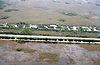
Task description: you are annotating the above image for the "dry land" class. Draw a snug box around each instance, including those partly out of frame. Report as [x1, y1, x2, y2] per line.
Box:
[0, 0, 100, 26]
[0, 40, 100, 65]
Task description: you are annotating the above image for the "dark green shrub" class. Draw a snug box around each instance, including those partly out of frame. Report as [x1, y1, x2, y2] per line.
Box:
[66, 12, 78, 16]
[16, 40, 25, 43]
[16, 48, 23, 52]
[20, 29, 33, 35]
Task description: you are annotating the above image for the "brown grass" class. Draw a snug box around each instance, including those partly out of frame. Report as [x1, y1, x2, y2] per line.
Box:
[0, 40, 17, 44]
[15, 47, 36, 53]
[80, 44, 100, 51]
[67, 56, 76, 65]
[39, 52, 59, 63]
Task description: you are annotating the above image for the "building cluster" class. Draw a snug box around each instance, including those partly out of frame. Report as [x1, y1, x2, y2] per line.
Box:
[0, 23, 100, 32]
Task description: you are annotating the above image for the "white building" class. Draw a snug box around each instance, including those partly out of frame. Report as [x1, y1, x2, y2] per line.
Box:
[29, 24, 38, 29]
[50, 25, 58, 29]
[81, 26, 92, 31]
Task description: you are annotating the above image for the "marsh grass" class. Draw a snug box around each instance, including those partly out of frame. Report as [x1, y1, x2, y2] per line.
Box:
[16, 47, 36, 53]
[80, 44, 100, 51]
[39, 52, 59, 63]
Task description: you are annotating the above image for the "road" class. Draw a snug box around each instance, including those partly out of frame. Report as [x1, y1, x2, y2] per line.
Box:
[0, 34, 100, 44]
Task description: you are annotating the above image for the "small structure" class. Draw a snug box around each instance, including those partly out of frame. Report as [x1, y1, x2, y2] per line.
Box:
[49, 25, 58, 29]
[70, 26, 79, 31]
[29, 24, 38, 29]
[81, 26, 92, 32]
[66, 26, 71, 30]
[14, 25, 18, 28]
[44, 26, 49, 29]
[0, 23, 8, 28]
[93, 27, 100, 32]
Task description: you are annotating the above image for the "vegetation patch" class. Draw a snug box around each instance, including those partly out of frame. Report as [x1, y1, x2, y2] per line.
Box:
[66, 12, 78, 16]
[16, 40, 26, 44]
[58, 19, 66, 22]
[20, 29, 33, 35]
[39, 52, 59, 63]
[4, 9, 19, 12]
[60, 11, 78, 16]
[0, 16, 9, 20]
[16, 47, 23, 52]
[16, 47, 36, 53]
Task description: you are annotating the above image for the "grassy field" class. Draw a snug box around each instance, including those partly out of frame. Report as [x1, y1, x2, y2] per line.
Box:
[39, 52, 59, 63]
